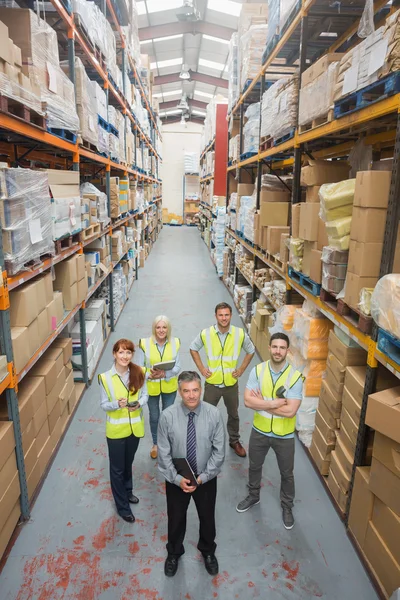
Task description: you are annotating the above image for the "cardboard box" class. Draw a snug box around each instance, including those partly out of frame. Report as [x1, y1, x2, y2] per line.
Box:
[27, 318, 40, 357]
[310, 426, 335, 475]
[325, 365, 344, 400]
[344, 271, 377, 310]
[17, 376, 45, 419]
[258, 331, 270, 362]
[260, 190, 290, 203]
[47, 291, 64, 332]
[350, 207, 387, 243]
[53, 256, 78, 291]
[21, 418, 35, 455]
[334, 434, 353, 480]
[237, 183, 254, 197]
[37, 309, 50, 346]
[30, 358, 58, 395]
[366, 387, 400, 444]
[354, 171, 391, 208]
[309, 249, 322, 284]
[24, 438, 38, 478]
[300, 159, 350, 187]
[0, 22, 12, 64]
[0, 423, 15, 473]
[327, 354, 346, 384]
[62, 282, 78, 311]
[302, 241, 317, 277]
[0, 500, 20, 563]
[48, 399, 61, 434]
[315, 410, 337, 444]
[327, 467, 347, 513]
[348, 467, 373, 548]
[59, 371, 74, 411]
[328, 330, 367, 366]
[35, 417, 50, 452]
[266, 226, 290, 254]
[318, 394, 340, 430]
[340, 407, 358, 448]
[34, 278, 47, 314]
[372, 496, 400, 566]
[52, 337, 72, 365]
[0, 452, 17, 506]
[9, 282, 38, 326]
[77, 277, 88, 304]
[370, 458, 400, 517]
[291, 204, 301, 238]
[250, 317, 258, 345]
[305, 186, 321, 203]
[299, 203, 319, 241]
[280, 233, 289, 262]
[76, 254, 86, 280]
[372, 432, 400, 478]
[317, 218, 329, 251]
[259, 202, 289, 227]
[11, 327, 30, 374]
[43, 346, 63, 370]
[342, 385, 361, 426]
[320, 381, 342, 418]
[0, 473, 20, 534]
[254, 308, 271, 331]
[46, 367, 66, 415]
[27, 459, 41, 500]
[301, 52, 345, 87]
[329, 449, 351, 493]
[363, 522, 400, 598]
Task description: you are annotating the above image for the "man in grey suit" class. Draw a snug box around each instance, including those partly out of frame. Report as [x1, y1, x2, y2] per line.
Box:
[158, 371, 225, 577]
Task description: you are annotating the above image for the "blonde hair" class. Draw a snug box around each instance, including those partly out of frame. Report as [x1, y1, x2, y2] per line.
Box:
[152, 315, 172, 342]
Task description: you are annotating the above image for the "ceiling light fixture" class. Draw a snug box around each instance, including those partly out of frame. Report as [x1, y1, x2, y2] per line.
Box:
[179, 64, 191, 80]
[177, 94, 189, 110]
[176, 0, 200, 21]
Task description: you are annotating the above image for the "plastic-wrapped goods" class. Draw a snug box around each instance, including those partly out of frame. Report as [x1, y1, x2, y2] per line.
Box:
[289, 237, 303, 271]
[359, 287, 373, 316]
[238, 195, 256, 237]
[69, 58, 98, 148]
[296, 396, 319, 448]
[269, 304, 297, 334]
[334, 10, 400, 102]
[322, 273, 346, 295]
[261, 173, 292, 191]
[298, 63, 340, 127]
[260, 76, 298, 141]
[0, 168, 54, 275]
[229, 192, 238, 210]
[371, 274, 400, 336]
[184, 153, 199, 174]
[240, 25, 268, 91]
[321, 247, 348, 264]
[243, 103, 260, 155]
[0, 8, 79, 132]
[319, 180, 356, 221]
[227, 32, 239, 111]
[213, 206, 226, 277]
[290, 309, 333, 360]
[80, 183, 109, 228]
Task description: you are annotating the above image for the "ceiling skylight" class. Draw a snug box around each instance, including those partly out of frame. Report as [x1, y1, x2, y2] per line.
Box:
[207, 0, 242, 17]
[194, 90, 214, 99]
[203, 34, 230, 45]
[192, 110, 206, 116]
[139, 0, 183, 14]
[151, 57, 183, 70]
[199, 58, 226, 71]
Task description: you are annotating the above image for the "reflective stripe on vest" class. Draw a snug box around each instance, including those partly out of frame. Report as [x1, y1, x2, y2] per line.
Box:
[100, 369, 145, 439]
[201, 326, 244, 387]
[252, 361, 302, 437]
[140, 337, 180, 395]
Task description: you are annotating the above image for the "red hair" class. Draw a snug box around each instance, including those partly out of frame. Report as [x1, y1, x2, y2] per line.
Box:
[113, 339, 144, 394]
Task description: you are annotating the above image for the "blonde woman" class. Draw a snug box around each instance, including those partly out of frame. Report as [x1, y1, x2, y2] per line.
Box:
[138, 316, 181, 459]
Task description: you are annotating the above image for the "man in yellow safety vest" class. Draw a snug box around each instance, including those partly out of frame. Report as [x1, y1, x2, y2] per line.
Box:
[190, 302, 255, 457]
[236, 332, 303, 530]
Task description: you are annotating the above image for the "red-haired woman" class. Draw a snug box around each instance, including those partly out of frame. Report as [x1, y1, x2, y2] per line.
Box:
[99, 339, 147, 523]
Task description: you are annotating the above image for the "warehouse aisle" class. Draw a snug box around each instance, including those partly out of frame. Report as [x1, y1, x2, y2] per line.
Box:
[0, 228, 377, 600]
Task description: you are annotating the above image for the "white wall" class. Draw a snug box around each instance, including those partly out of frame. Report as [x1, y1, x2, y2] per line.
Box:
[161, 121, 203, 216]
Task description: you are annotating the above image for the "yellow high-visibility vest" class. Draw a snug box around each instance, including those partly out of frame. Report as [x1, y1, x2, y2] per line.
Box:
[253, 361, 302, 437]
[139, 337, 180, 395]
[200, 326, 245, 387]
[99, 368, 145, 439]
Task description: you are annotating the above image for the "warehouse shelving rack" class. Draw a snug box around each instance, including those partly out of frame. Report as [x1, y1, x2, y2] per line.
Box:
[0, 1, 163, 524]
[215, 1, 400, 593]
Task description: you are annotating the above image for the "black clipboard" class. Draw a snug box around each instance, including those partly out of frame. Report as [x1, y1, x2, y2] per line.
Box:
[173, 458, 198, 487]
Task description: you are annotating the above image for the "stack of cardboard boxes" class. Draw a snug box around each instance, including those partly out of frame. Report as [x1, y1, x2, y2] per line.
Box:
[0, 422, 20, 559]
[53, 254, 88, 312]
[258, 184, 290, 259]
[111, 229, 128, 263]
[250, 301, 274, 361]
[348, 386, 400, 598]
[84, 236, 111, 287]
[110, 177, 132, 219]
[45, 169, 81, 241]
[10, 273, 63, 375]
[71, 298, 106, 379]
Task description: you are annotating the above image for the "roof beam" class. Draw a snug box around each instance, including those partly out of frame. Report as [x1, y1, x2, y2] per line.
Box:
[162, 117, 205, 124]
[159, 99, 208, 111]
[154, 70, 228, 89]
[139, 21, 235, 42]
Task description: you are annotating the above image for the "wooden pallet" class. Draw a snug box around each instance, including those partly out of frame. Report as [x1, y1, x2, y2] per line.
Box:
[80, 223, 101, 242]
[336, 298, 372, 334]
[288, 266, 321, 296]
[80, 139, 99, 154]
[334, 72, 400, 119]
[298, 109, 334, 134]
[0, 94, 45, 129]
[54, 231, 81, 254]
[260, 136, 274, 152]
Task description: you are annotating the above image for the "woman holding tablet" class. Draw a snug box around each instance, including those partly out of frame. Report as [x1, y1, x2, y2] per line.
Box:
[138, 316, 181, 459]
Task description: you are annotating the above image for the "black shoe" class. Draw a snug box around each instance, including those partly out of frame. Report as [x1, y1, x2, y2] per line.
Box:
[120, 513, 135, 523]
[282, 507, 294, 530]
[164, 555, 179, 577]
[128, 493, 139, 504]
[204, 554, 219, 575]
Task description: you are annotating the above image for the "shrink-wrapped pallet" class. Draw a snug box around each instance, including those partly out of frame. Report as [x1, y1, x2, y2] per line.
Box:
[67, 58, 98, 148]
[227, 32, 239, 112]
[261, 76, 298, 140]
[371, 274, 400, 336]
[240, 25, 268, 91]
[243, 103, 260, 154]
[319, 180, 355, 250]
[298, 63, 339, 127]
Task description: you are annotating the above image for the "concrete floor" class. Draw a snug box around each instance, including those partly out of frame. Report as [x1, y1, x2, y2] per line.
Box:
[0, 227, 378, 600]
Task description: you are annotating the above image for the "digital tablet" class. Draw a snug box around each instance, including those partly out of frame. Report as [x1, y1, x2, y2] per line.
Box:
[153, 360, 176, 371]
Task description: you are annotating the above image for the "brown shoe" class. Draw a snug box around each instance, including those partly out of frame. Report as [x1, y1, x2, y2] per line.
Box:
[150, 445, 158, 459]
[230, 441, 246, 457]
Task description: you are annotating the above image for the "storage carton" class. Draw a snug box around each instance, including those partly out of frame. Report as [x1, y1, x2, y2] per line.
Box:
[302, 241, 317, 277]
[0, 501, 20, 562]
[341, 407, 358, 448]
[363, 522, 400, 598]
[343, 272, 378, 310]
[338, 422, 356, 457]
[30, 358, 58, 395]
[237, 183, 254, 197]
[310, 426, 334, 475]
[280, 233, 289, 262]
[348, 467, 373, 548]
[34, 278, 47, 314]
[291, 204, 301, 238]
[309, 250, 322, 284]
[47, 291, 64, 332]
[46, 367, 66, 415]
[35, 417, 50, 452]
[366, 387, 400, 444]
[301, 53, 345, 87]
[53, 256, 78, 291]
[299, 203, 319, 241]
[48, 399, 61, 434]
[76, 254, 86, 280]
[259, 203, 289, 227]
[305, 186, 321, 203]
[327, 354, 346, 384]
[326, 467, 347, 513]
[342, 386, 361, 425]
[314, 410, 337, 444]
[317, 395, 340, 430]
[372, 496, 400, 566]
[11, 327, 30, 374]
[329, 450, 351, 493]
[328, 330, 367, 366]
[254, 308, 271, 331]
[354, 171, 391, 208]
[260, 190, 290, 203]
[27, 318, 40, 357]
[27, 459, 41, 500]
[0, 423, 15, 473]
[24, 438, 38, 478]
[37, 309, 50, 346]
[43, 346, 63, 371]
[21, 419, 35, 455]
[369, 458, 400, 517]
[300, 159, 350, 187]
[350, 207, 387, 243]
[319, 381, 342, 418]
[9, 282, 39, 327]
[0, 452, 17, 505]
[372, 432, 400, 478]
[0, 473, 20, 534]
[52, 337, 72, 365]
[77, 277, 88, 304]
[62, 282, 78, 310]
[334, 434, 353, 480]
[266, 226, 290, 254]
[17, 376, 45, 418]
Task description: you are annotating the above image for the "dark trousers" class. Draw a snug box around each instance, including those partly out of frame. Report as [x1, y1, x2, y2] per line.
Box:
[248, 428, 295, 509]
[165, 477, 217, 558]
[107, 434, 140, 517]
[203, 381, 239, 444]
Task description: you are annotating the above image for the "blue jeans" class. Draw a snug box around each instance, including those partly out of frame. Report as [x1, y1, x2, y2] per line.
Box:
[148, 391, 177, 444]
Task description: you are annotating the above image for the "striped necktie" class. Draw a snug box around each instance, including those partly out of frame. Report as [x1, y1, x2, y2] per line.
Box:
[186, 412, 197, 476]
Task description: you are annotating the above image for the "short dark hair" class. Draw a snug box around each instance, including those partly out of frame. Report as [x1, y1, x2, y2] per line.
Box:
[178, 371, 201, 386]
[270, 332, 290, 347]
[215, 302, 232, 314]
